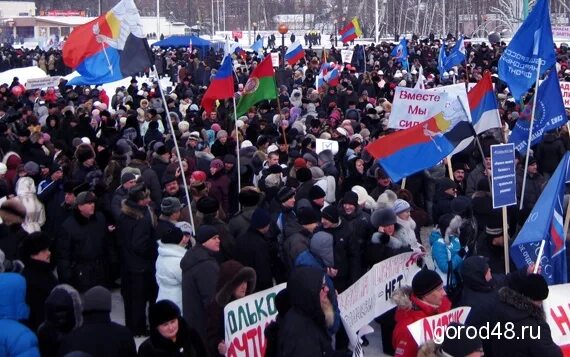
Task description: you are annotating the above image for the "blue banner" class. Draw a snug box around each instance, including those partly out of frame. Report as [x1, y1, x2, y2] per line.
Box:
[508, 72, 568, 153]
[490, 143, 517, 208]
[498, 0, 556, 100]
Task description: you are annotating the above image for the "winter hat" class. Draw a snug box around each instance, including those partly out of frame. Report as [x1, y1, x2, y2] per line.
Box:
[251, 207, 271, 229]
[309, 185, 326, 200]
[128, 183, 150, 202]
[178, 121, 190, 132]
[238, 188, 261, 207]
[196, 196, 219, 215]
[223, 154, 236, 165]
[195, 224, 219, 244]
[19, 232, 51, 259]
[161, 227, 184, 245]
[75, 191, 97, 206]
[161, 197, 182, 216]
[439, 178, 457, 192]
[149, 300, 181, 329]
[342, 191, 359, 207]
[297, 207, 319, 225]
[191, 171, 207, 183]
[310, 231, 334, 267]
[412, 269, 443, 298]
[23, 161, 40, 176]
[321, 205, 340, 225]
[351, 186, 370, 206]
[175, 221, 193, 235]
[0, 162, 6, 175]
[155, 145, 168, 156]
[293, 158, 306, 169]
[82, 286, 112, 312]
[211, 123, 222, 132]
[440, 322, 483, 356]
[296, 167, 312, 182]
[267, 164, 283, 174]
[371, 208, 397, 228]
[515, 273, 549, 301]
[75, 144, 95, 164]
[376, 189, 398, 209]
[451, 196, 472, 217]
[485, 212, 504, 237]
[161, 173, 177, 186]
[277, 186, 295, 203]
[210, 159, 224, 170]
[120, 172, 137, 185]
[49, 163, 63, 175]
[309, 166, 324, 179]
[303, 154, 318, 167]
[392, 199, 411, 215]
[216, 130, 228, 139]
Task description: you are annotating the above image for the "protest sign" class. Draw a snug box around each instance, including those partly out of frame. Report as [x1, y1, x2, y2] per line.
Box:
[270, 53, 280, 67]
[338, 252, 422, 347]
[315, 138, 339, 155]
[553, 26, 570, 40]
[543, 283, 570, 353]
[224, 283, 286, 357]
[559, 81, 570, 108]
[491, 143, 517, 208]
[341, 49, 354, 64]
[429, 83, 472, 123]
[388, 87, 447, 129]
[25, 76, 61, 90]
[406, 307, 471, 346]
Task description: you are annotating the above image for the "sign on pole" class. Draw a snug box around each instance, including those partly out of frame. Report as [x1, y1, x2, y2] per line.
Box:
[270, 52, 280, 67]
[315, 138, 339, 155]
[490, 143, 517, 209]
[388, 88, 448, 129]
[341, 49, 354, 64]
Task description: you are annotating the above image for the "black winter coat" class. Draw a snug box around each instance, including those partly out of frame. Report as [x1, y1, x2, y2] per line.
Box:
[22, 259, 58, 331]
[58, 311, 137, 357]
[180, 245, 220, 339]
[320, 219, 358, 292]
[137, 317, 207, 357]
[536, 133, 566, 175]
[235, 227, 274, 292]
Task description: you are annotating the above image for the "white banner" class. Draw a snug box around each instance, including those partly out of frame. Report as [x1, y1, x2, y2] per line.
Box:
[559, 81, 570, 108]
[25, 76, 61, 90]
[270, 53, 280, 68]
[315, 138, 339, 155]
[389, 87, 448, 129]
[224, 283, 286, 357]
[338, 252, 422, 347]
[341, 50, 354, 64]
[543, 283, 570, 350]
[406, 306, 471, 346]
[553, 26, 570, 40]
[429, 83, 472, 123]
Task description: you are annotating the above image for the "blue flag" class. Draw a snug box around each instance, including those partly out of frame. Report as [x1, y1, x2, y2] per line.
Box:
[511, 152, 569, 285]
[391, 38, 409, 70]
[508, 72, 568, 153]
[251, 37, 263, 54]
[443, 36, 466, 70]
[498, 0, 556, 100]
[437, 42, 447, 74]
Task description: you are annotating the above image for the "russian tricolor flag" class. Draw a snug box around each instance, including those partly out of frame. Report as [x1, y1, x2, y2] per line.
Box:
[285, 41, 305, 66]
[200, 55, 235, 113]
[467, 72, 502, 134]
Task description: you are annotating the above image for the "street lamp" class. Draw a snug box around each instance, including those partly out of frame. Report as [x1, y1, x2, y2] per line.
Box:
[333, 19, 338, 47]
[278, 23, 288, 67]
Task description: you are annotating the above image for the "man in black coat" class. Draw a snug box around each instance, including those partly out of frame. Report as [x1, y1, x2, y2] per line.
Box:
[57, 191, 111, 292]
[180, 225, 221, 340]
[19, 232, 58, 331]
[235, 208, 275, 292]
[116, 183, 158, 336]
[58, 286, 137, 357]
[339, 191, 371, 283]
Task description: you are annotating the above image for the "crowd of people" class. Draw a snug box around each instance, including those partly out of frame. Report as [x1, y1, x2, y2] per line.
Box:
[0, 33, 568, 357]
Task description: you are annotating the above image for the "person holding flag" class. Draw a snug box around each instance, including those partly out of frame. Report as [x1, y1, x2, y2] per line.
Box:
[391, 38, 409, 71]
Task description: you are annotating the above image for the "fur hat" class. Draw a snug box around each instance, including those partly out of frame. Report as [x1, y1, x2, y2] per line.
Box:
[277, 186, 295, 203]
[238, 188, 262, 207]
[0, 198, 26, 225]
[149, 300, 181, 329]
[128, 183, 150, 202]
[371, 208, 397, 228]
[215, 260, 256, 306]
[196, 196, 219, 215]
[75, 144, 96, 164]
[19, 232, 50, 260]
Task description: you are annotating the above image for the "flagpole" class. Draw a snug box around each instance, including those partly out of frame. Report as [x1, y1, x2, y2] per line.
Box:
[152, 65, 196, 236]
[232, 96, 242, 199]
[503, 206, 510, 273]
[446, 156, 453, 180]
[520, 58, 542, 210]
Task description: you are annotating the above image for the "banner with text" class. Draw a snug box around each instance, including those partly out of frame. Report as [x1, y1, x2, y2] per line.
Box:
[341, 50, 354, 64]
[560, 81, 570, 108]
[224, 283, 286, 357]
[270, 53, 280, 67]
[491, 143, 517, 208]
[407, 307, 471, 346]
[389, 88, 447, 129]
[553, 26, 570, 40]
[25, 76, 61, 90]
[543, 283, 570, 354]
[338, 252, 422, 348]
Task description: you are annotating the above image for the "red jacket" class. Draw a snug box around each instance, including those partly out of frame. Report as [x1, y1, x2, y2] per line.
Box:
[392, 289, 452, 357]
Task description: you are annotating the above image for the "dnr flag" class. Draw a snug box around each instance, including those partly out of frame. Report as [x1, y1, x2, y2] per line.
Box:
[63, 0, 152, 85]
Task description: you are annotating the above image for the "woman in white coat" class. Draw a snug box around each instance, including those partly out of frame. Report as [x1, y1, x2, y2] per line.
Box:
[15, 177, 45, 233]
[155, 221, 192, 313]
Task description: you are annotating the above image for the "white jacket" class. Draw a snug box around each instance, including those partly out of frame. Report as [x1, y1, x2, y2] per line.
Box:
[15, 177, 45, 233]
[155, 242, 186, 312]
[395, 216, 422, 252]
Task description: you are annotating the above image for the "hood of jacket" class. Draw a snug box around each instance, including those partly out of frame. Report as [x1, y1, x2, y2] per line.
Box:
[121, 199, 148, 220]
[498, 286, 545, 321]
[461, 256, 493, 292]
[157, 241, 187, 259]
[287, 266, 326, 326]
[0, 273, 29, 321]
[44, 283, 83, 332]
[2, 151, 21, 170]
[215, 260, 256, 306]
[180, 245, 217, 272]
[15, 176, 36, 196]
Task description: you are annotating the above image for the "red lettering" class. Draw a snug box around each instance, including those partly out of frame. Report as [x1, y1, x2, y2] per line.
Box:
[423, 318, 434, 340]
[550, 305, 570, 336]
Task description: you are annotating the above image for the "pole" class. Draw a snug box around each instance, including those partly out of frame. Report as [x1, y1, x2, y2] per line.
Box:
[520, 58, 542, 210]
[211, 0, 215, 38]
[156, 0, 160, 38]
[152, 65, 196, 236]
[401, 177, 407, 190]
[564, 194, 570, 241]
[223, 0, 226, 31]
[375, 0, 379, 43]
[442, 0, 446, 37]
[99, 0, 102, 16]
[232, 97, 242, 196]
[216, 0, 220, 32]
[248, 0, 252, 45]
[446, 156, 453, 180]
[502, 206, 510, 273]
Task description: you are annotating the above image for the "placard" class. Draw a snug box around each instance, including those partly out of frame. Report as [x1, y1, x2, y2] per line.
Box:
[491, 143, 517, 208]
[406, 306, 471, 345]
[559, 81, 570, 108]
[341, 49, 354, 64]
[543, 283, 570, 353]
[270, 52, 280, 67]
[315, 138, 339, 155]
[388, 87, 447, 129]
[25, 76, 60, 90]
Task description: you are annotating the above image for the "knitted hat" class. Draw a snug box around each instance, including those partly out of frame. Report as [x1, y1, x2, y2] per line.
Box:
[128, 183, 150, 202]
[196, 196, 219, 215]
[82, 286, 112, 312]
[195, 225, 219, 244]
[23, 161, 40, 176]
[293, 158, 306, 169]
[297, 206, 319, 225]
[440, 322, 483, 356]
[191, 171, 207, 182]
[251, 207, 271, 229]
[343, 191, 359, 207]
[392, 199, 411, 215]
[309, 185, 326, 200]
[371, 208, 397, 228]
[149, 300, 180, 329]
[75, 191, 97, 206]
[210, 159, 224, 170]
[277, 186, 295, 203]
[321, 205, 340, 224]
[485, 212, 504, 237]
[120, 172, 137, 185]
[296, 167, 312, 182]
[175, 221, 193, 235]
[439, 178, 457, 192]
[161, 227, 184, 245]
[161, 197, 182, 216]
[19, 232, 51, 259]
[412, 269, 443, 298]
